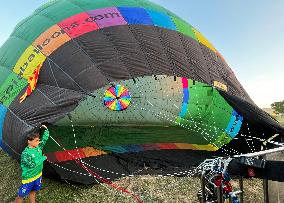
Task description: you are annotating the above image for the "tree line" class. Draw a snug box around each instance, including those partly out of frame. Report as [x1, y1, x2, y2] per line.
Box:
[271, 100, 284, 115]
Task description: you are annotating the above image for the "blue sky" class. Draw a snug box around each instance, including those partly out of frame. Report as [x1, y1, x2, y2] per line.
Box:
[0, 0, 283, 108]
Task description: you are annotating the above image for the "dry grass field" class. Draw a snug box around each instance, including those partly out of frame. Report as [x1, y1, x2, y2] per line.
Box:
[0, 149, 264, 203]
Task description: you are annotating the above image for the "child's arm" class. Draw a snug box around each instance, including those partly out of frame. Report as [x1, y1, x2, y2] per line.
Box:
[21, 151, 36, 169]
[38, 125, 49, 150]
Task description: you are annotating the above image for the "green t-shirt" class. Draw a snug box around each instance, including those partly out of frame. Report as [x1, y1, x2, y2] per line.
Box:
[20, 129, 49, 181]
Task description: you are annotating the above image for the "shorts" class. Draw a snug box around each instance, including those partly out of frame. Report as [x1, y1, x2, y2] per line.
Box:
[18, 175, 42, 197]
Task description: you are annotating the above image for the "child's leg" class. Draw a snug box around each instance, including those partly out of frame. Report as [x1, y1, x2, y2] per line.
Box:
[17, 182, 32, 203]
[29, 175, 42, 203]
[28, 190, 36, 203]
[15, 196, 24, 203]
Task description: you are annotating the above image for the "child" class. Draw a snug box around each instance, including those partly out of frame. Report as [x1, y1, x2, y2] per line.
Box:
[15, 124, 49, 203]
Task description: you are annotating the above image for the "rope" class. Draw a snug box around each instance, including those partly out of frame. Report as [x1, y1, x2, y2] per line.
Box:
[49, 135, 143, 203]
[234, 146, 284, 158]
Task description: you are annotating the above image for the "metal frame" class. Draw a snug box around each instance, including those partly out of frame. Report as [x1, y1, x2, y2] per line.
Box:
[199, 173, 244, 203]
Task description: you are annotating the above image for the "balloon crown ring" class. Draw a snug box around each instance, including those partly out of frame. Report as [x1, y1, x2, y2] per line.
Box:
[103, 84, 131, 111]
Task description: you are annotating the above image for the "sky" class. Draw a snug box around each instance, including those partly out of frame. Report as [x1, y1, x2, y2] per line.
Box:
[0, 0, 283, 108]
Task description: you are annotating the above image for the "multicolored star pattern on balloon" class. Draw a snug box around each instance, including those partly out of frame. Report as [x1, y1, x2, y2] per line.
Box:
[104, 85, 131, 111]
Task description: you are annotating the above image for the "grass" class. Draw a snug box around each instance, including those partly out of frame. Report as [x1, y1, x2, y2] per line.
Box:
[0, 149, 264, 203]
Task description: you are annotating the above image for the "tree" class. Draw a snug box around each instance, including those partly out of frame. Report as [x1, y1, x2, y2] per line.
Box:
[271, 100, 284, 115]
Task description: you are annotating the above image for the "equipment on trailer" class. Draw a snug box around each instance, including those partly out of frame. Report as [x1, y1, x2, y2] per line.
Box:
[196, 147, 284, 203]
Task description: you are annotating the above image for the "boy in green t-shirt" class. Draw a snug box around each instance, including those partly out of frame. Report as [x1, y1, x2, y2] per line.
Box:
[15, 124, 49, 203]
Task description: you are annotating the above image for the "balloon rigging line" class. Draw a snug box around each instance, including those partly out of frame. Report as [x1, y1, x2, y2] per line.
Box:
[240, 134, 284, 147]
[2, 3, 284, 202]
[66, 96, 197, 178]
[15, 69, 282, 197]
[37, 73, 282, 179]
[129, 80, 253, 158]
[47, 59, 63, 101]
[30, 79, 143, 202]
[233, 146, 284, 158]
[49, 132, 144, 203]
[47, 159, 135, 201]
[60, 85, 209, 180]
[131, 80, 243, 155]
[245, 123, 256, 153]
[133, 80, 217, 139]
[10, 79, 280, 201]
[68, 117, 144, 203]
